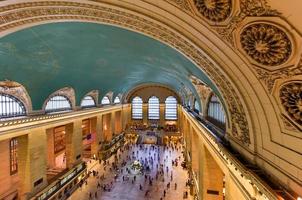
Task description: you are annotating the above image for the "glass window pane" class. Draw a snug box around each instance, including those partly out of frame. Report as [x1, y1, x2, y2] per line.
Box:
[101, 96, 110, 105]
[207, 95, 225, 125]
[45, 95, 72, 113]
[0, 94, 26, 119]
[165, 96, 177, 120]
[148, 96, 159, 120]
[132, 96, 143, 119]
[81, 96, 96, 108]
[114, 96, 120, 104]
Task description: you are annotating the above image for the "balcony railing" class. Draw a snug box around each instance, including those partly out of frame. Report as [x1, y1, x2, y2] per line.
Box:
[31, 162, 86, 200]
[183, 107, 295, 200]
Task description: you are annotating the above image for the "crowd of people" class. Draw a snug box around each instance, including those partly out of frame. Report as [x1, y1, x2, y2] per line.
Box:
[70, 139, 192, 200]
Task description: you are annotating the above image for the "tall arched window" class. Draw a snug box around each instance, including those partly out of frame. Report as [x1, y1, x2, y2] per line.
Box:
[132, 96, 143, 119]
[148, 96, 160, 120]
[114, 96, 121, 104]
[207, 95, 226, 125]
[81, 96, 96, 108]
[101, 96, 110, 105]
[194, 99, 201, 114]
[0, 93, 26, 119]
[45, 95, 72, 113]
[165, 96, 177, 120]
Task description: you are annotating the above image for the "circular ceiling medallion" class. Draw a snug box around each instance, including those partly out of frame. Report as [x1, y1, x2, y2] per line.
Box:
[280, 82, 302, 125]
[240, 23, 292, 66]
[193, 0, 232, 22]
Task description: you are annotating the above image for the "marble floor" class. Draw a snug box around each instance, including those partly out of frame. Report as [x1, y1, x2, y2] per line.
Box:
[69, 142, 193, 200]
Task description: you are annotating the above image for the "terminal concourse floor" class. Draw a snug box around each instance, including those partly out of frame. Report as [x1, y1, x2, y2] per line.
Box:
[68, 142, 193, 200]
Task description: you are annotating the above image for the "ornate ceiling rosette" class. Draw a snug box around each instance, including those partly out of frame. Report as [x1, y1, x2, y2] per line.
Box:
[280, 82, 302, 126]
[193, 0, 232, 22]
[240, 23, 292, 67]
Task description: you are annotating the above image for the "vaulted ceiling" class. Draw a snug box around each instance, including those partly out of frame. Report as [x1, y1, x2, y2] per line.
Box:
[0, 22, 220, 110]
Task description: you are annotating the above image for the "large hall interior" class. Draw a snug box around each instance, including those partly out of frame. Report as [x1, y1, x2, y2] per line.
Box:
[0, 0, 301, 200]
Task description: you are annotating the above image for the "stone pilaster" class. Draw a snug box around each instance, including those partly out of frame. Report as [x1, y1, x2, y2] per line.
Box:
[18, 128, 47, 199]
[65, 121, 82, 169]
[143, 103, 148, 125]
[91, 115, 102, 157]
[159, 104, 165, 126]
[201, 145, 224, 200]
[46, 128, 55, 169]
[111, 111, 116, 138]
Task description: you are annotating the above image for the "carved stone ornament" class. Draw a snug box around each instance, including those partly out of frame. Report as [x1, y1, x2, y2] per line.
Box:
[240, 23, 292, 66]
[193, 0, 232, 22]
[164, 0, 192, 12]
[0, 80, 32, 112]
[280, 82, 302, 125]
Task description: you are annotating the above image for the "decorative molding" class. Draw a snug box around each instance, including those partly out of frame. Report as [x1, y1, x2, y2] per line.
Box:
[240, 23, 292, 67]
[42, 87, 76, 111]
[0, 1, 251, 145]
[164, 0, 193, 13]
[104, 91, 114, 103]
[83, 90, 99, 106]
[239, 0, 280, 16]
[213, 0, 280, 46]
[280, 115, 301, 132]
[279, 81, 302, 126]
[193, 0, 232, 22]
[190, 75, 212, 103]
[255, 66, 302, 93]
[0, 80, 32, 113]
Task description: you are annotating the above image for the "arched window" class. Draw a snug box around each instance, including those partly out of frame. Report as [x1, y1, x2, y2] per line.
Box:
[132, 96, 143, 119]
[194, 99, 201, 114]
[45, 95, 72, 113]
[101, 96, 110, 105]
[148, 96, 160, 120]
[0, 93, 26, 119]
[81, 96, 96, 108]
[165, 96, 177, 120]
[207, 95, 226, 125]
[114, 96, 121, 104]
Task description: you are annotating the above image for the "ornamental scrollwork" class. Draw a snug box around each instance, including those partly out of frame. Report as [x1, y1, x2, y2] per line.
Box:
[240, 23, 292, 66]
[193, 0, 232, 22]
[0, 80, 32, 113]
[280, 82, 302, 126]
[212, 0, 281, 46]
[164, 0, 193, 13]
[255, 66, 302, 93]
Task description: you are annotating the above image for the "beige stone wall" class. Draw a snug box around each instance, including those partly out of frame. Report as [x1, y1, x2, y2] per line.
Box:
[0, 139, 19, 199]
[115, 111, 122, 134]
[102, 113, 112, 141]
[0, 105, 123, 198]
[180, 107, 284, 200]
[125, 84, 181, 103]
[18, 129, 47, 199]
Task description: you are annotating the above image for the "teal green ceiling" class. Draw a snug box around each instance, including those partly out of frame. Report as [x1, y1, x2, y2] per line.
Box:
[0, 22, 220, 110]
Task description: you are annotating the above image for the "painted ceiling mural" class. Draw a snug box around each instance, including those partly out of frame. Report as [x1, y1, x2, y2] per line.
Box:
[0, 22, 221, 110]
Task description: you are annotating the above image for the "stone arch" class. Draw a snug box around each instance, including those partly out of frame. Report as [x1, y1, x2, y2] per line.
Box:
[42, 87, 76, 112]
[80, 90, 99, 108]
[0, 80, 32, 114]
